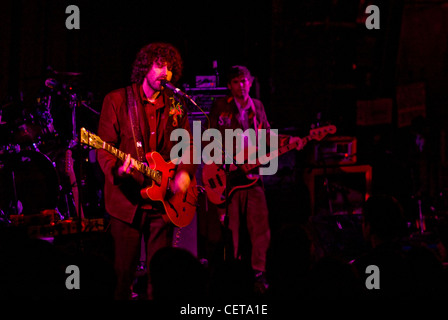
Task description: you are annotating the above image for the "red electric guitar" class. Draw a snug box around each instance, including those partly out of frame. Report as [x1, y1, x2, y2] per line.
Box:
[80, 127, 198, 227]
[202, 125, 337, 205]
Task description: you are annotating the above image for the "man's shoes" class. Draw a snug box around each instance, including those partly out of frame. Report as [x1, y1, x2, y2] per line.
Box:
[254, 270, 269, 295]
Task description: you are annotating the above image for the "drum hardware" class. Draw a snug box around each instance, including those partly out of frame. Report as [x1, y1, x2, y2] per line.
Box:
[0, 209, 11, 225]
[0, 143, 21, 154]
[41, 69, 96, 221]
[1, 70, 102, 228]
[11, 170, 19, 216]
[80, 101, 100, 116]
[0, 150, 60, 219]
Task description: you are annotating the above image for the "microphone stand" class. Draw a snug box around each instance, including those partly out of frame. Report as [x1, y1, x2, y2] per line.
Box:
[222, 160, 234, 262]
[176, 86, 235, 263]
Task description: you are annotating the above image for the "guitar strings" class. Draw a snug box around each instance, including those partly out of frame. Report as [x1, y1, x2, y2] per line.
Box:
[173, 227, 183, 247]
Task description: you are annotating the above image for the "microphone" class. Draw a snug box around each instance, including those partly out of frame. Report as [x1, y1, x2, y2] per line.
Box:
[160, 79, 193, 101]
[45, 78, 59, 89]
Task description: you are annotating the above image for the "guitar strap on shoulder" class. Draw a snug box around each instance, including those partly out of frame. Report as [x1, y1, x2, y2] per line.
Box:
[126, 85, 145, 162]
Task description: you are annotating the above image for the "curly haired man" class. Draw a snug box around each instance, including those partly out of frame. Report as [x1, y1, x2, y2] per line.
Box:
[97, 42, 196, 299]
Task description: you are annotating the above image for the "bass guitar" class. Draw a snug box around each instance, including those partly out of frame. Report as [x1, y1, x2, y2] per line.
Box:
[80, 127, 198, 227]
[202, 125, 336, 205]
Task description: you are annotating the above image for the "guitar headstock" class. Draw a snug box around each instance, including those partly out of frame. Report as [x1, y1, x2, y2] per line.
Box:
[80, 127, 104, 149]
[309, 125, 337, 141]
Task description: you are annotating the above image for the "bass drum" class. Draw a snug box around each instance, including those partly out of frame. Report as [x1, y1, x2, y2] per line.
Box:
[0, 150, 60, 215]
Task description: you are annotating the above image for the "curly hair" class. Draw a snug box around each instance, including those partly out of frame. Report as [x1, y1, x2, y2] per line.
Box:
[131, 42, 183, 84]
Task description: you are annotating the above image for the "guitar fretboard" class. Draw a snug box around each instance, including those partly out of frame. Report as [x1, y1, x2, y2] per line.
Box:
[239, 137, 307, 173]
[239, 129, 330, 173]
[102, 142, 162, 184]
[80, 127, 163, 184]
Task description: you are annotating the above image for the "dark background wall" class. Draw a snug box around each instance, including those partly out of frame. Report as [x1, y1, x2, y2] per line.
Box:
[2, 0, 448, 204]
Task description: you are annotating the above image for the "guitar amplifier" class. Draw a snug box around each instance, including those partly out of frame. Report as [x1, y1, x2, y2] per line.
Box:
[184, 86, 228, 117]
[313, 136, 357, 166]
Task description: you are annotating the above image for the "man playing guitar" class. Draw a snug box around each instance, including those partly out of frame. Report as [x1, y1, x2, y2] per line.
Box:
[207, 65, 303, 294]
[97, 42, 196, 300]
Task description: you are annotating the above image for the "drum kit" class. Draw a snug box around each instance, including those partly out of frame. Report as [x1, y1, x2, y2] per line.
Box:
[0, 68, 102, 229]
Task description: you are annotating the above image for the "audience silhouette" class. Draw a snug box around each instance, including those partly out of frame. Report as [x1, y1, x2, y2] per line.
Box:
[352, 194, 448, 299]
[2, 194, 448, 302]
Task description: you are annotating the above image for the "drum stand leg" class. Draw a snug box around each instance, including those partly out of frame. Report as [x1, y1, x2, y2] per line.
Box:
[418, 198, 426, 234]
[54, 207, 64, 221]
[10, 170, 19, 216]
[61, 191, 71, 219]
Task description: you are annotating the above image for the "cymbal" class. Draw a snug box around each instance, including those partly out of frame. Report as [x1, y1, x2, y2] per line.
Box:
[1, 101, 14, 109]
[53, 70, 82, 76]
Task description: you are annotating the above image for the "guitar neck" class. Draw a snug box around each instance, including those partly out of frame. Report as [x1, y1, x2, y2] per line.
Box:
[101, 142, 161, 183]
[80, 128, 163, 184]
[240, 135, 312, 173]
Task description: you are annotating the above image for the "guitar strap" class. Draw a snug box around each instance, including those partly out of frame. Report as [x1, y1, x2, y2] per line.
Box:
[126, 85, 145, 162]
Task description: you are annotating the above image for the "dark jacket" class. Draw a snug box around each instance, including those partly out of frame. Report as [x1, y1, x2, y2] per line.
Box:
[97, 83, 196, 224]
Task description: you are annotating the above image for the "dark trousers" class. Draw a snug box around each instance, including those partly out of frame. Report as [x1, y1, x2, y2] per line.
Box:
[110, 210, 173, 300]
[217, 184, 271, 272]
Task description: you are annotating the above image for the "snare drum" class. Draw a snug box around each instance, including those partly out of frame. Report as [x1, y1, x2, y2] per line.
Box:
[13, 117, 43, 146]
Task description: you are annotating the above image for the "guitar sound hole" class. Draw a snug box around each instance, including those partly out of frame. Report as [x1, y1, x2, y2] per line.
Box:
[208, 178, 216, 188]
[216, 174, 223, 186]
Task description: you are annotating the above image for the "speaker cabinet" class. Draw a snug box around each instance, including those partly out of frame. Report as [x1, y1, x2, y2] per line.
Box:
[304, 164, 372, 216]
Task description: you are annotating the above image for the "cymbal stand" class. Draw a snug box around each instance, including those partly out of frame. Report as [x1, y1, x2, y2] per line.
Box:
[10, 170, 19, 216]
[67, 92, 85, 223]
[417, 198, 425, 234]
[68, 92, 79, 149]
